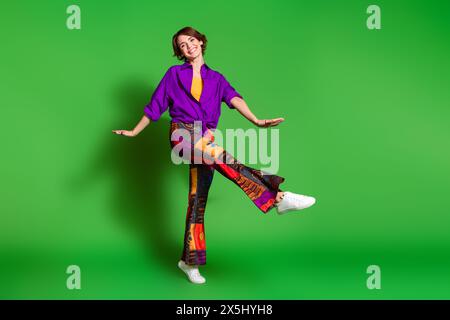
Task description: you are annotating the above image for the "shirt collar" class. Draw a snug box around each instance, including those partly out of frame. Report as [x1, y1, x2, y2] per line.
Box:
[181, 61, 210, 71]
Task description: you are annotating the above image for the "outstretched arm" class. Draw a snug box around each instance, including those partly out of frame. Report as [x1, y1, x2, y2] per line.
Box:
[230, 97, 284, 127]
[112, 115, 151, 137]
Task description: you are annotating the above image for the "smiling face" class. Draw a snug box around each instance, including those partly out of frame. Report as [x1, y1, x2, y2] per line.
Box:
[177, 35, 204, 61]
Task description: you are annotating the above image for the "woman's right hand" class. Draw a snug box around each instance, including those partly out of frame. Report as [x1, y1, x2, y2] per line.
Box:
[112, 129, 136, 137]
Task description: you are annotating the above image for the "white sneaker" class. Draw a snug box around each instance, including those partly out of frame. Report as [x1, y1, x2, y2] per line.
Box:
[276, 191, 316, 214]
[178, 260, 206, 284]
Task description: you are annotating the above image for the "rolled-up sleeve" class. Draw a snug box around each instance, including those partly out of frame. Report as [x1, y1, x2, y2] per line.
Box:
[144, 69, 170, 121]
[221, 75, 242, 109]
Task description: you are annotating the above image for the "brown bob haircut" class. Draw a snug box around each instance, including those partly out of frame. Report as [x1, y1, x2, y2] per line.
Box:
[172, 26, 208, 61]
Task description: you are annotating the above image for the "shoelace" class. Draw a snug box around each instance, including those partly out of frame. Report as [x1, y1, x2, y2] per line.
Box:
[190, 269, 203, 279]
[282, 193, 294, 201]
[282, 193, 305, 205]
[287, 193, 303, 200]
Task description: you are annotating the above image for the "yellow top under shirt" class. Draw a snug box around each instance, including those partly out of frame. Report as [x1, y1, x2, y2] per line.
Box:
[191, 77, 203, 102]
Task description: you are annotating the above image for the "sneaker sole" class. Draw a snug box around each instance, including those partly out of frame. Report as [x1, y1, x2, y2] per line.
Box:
[277, 199, 316, 214]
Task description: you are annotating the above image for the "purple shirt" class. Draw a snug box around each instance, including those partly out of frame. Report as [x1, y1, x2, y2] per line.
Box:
[144, 61, 243, 133]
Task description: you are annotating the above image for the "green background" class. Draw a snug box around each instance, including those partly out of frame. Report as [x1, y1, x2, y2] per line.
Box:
[1, 0, 450, 299]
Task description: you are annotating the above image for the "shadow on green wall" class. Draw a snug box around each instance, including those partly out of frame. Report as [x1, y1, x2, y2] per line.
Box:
[116, 79, 186, 275]
[70, 77, 186, 278]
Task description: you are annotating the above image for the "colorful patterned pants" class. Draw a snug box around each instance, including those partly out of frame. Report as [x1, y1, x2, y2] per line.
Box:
[169, 122, 285, 265]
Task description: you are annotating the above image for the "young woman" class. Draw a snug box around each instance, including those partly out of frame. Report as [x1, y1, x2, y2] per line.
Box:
[112, 26, 316, 284]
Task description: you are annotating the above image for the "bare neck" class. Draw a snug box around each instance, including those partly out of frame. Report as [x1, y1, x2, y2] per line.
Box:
[188, 55, 205, 74]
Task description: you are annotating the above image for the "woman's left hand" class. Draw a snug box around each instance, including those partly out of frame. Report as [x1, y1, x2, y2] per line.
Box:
[253, 118, 285, 127]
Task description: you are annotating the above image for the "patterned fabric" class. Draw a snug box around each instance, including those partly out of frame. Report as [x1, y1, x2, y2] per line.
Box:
[170, 121, 285, 265]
